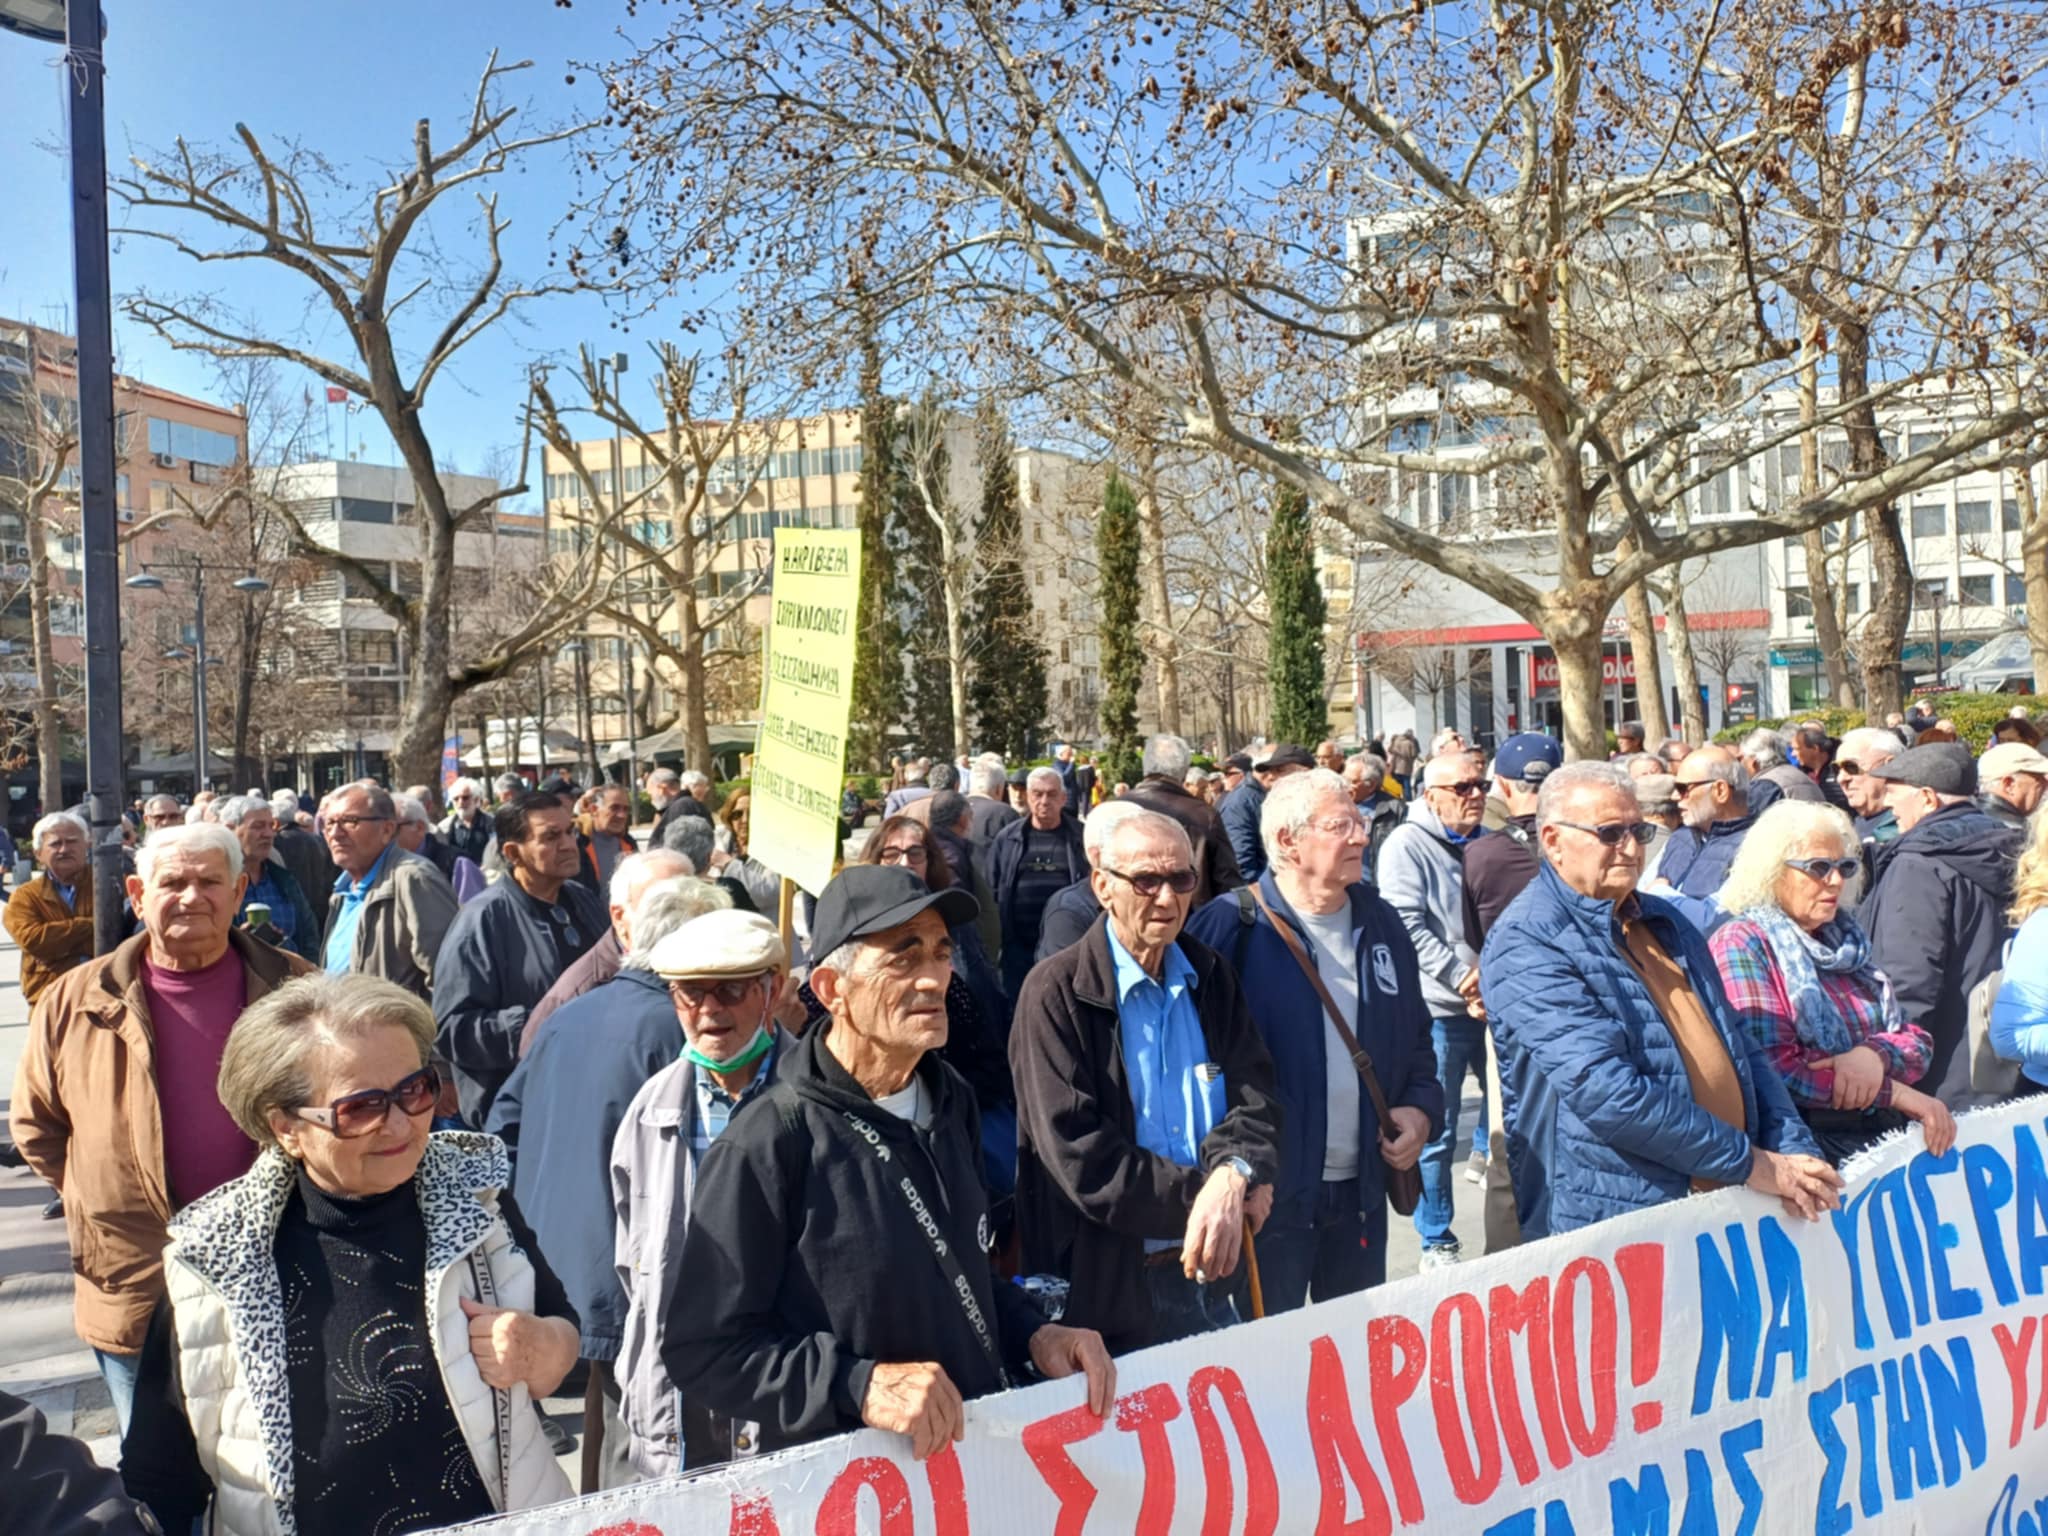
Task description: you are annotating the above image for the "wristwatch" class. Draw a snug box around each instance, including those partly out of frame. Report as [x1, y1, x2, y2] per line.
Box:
[1222, 1155, 1255, 1185]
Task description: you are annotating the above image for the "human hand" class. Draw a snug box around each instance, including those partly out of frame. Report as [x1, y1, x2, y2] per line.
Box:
[1892, 1085, 1958, 1158]
[1455, 967, 1481, 1001]
[1027, 1325, 1117, 1418]
[1828, 1045, 1887, 1111]
[1746, 1148, 1844, 1222]
[1181, 1164, 1247, 1281]
[1245, 1182, 1274, 1234]
[458, 1296, 579, 1397]
[862, 1361, 965, 1460]
[1380, 1105, 1431, 1171]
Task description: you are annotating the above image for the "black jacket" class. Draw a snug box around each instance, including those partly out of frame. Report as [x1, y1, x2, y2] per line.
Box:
[441, 810, 493, 866]
[984, 812, 1087, 947]
[272, 824, 335, 914]
[1863, 802, 2021, 1108]
[664, 1023, 1046, 1454]
[1461, 816, 1540, 949]
[1, 1388, 157, 1535]
[1034, 878, 1102, 962]
[1009, 916, 1282, 1354]
[1119, 776, 1244, 906]
[650, 793, 710, 847]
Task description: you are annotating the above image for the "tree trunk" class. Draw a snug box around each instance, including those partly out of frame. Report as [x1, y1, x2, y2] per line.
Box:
[25, 512, 61, 811]
[1546, 621, 1609, 762]
[2021, 464, 2048, 691]
[942, 552, 970, 765]
[1135, 452, 1181, 735]
[230, 597, 261, 788]
[476, 707, 494, 788]
[1837, 321, 1908, 718]
[1662, 575, 1709, 743]
[1618, 569, 1668, 742]
[1797, 344, 1858, 707]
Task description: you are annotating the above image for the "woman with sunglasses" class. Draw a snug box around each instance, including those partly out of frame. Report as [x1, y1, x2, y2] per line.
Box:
[121, 974, 577, 1535]
[1708, 801, 1954, 1166]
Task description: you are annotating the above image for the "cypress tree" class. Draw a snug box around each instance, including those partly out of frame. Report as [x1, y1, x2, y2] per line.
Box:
[966, 415, 1047, 759]
[893, 403, 954, 756]
[1266, 479, 1328, 744]
[1097, 470, 1143, 786]
[846, 322, 903, 772]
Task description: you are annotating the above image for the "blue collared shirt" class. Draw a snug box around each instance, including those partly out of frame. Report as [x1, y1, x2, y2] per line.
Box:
[690, 1032, 780, 1168]
[325, 844, 393, 975]
[52, 881, 76, 911]
[1109, 926, 1222, 1176]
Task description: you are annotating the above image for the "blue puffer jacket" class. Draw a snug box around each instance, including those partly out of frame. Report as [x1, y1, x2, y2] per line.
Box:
[1479, 860, 1817, 1237]
[1652, 814, 1753, 935]
[1218, 780, 1268, 880]
[1186, 872, 1444, 1226]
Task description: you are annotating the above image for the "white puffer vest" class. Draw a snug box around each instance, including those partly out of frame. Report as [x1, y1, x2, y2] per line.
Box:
[162, 1132, 573, 1536]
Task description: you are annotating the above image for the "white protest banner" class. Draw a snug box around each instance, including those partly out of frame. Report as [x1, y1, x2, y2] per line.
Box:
[461, 1099, 2048, 1535]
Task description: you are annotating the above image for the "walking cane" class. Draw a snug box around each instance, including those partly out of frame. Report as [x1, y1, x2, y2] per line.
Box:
[1242, 1218, 1266, 1320]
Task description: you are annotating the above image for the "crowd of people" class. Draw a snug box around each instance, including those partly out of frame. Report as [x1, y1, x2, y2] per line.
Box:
[3, 704, 2043, 1532]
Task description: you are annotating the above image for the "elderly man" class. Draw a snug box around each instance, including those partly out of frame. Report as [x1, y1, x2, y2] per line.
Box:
[1121, 733, 1244, 906]
[1479, 762, 1835, 1240]
[883, 757, 933, 819]
[440, 776, 494, 863]
[1979, 740, 2048, 834]
[519, 848, 694, 1055]
[576, 783, 641, 891]
[489, 879, 734, 1486]
[610, 909, 790, 1475]
[1314, 739, 1345, 772]
[986, 765, 1088, 997]
[394, 790, 485, 901]
[4, 812, 95, 1004]
[1648, 745, 1755, 931]
[1219, 742, 1315, 880]
[434, 791, 611, 1125]
[1012, 811, 1282, 1350]
[1863, 743, 2020, 1108]
[669, 865, 1115, 1458]
[1032, 800, 1155, 963]
[1832, 725, 1905, 865]
[1185, 771, 1438, 1309]
[966, 757, 1018, 851]
[320, 783, 459, 997]
[216, 795, 321, 960]
[140, 795, 183, 836]
[1739, 727, 1824, 815]
[11, 823, 311, 1429]
[1461, 735, 1561, 951]
[1613, 720, 1647, 759]
[1377, 751, 1489, 1267]
[646, 766, 701, 846]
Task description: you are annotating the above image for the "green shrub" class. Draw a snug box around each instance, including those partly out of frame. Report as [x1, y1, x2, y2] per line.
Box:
[1710, 692, 2042, 751]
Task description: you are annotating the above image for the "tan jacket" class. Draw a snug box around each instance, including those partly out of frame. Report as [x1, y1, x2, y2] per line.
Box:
[9, 928, 311, 1353]
[3, 873, 94, 1005]
[321, 848, 457, 1000]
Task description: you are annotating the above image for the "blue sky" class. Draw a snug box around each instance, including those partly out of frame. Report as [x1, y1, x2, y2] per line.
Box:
[0, 2, 662, 498]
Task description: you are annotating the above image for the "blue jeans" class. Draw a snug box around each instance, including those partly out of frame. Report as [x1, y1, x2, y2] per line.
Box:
[1415, 1016, 1488, 1249]
[95, 1348, 141, 1439]
[1144, 1262, 1247, 1345]
[1254, 1179, 1386, 1312]
[1472, 1086, 1489, 1158]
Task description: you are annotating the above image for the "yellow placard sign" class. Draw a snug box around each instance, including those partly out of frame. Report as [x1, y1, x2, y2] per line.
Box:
[747, 529, 862, 895]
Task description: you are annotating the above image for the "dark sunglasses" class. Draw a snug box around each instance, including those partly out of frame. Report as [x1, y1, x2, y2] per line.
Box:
[1784, 857, 1859, 881]
[1101, 865, 1199, 898]
[669, 974, 769, 1008]
[1432, 780, 1488, 797]
[1553, 819, 1657, 847]
[293, 1066, 439, 1138]
[1834, 761, 1866, 777]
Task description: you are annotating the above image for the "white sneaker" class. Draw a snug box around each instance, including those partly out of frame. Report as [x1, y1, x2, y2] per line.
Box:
[1463, 1151, 1487, 1184]
[1419, 1243, 1464, 1271]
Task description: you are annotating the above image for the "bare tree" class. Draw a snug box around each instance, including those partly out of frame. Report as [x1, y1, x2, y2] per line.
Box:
[113, 54, 605, 784]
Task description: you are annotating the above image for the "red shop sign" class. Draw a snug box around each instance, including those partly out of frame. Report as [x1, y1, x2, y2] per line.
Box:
[1529, 651, 1637, 691]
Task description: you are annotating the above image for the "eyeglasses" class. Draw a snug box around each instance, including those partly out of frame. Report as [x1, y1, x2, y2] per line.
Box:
[1429, 781, 1488, 797]
[1784, 857, 1860, 881]
[878, 844, 929, 865]
[1305, 815, 1368, 837]
[293, 1067, 440, 1138]
[1552, 819, 1657, 847]
[669, 974, 769, 1008]
[326, 815, 392, 832]
[1100, 865, 1199, 897]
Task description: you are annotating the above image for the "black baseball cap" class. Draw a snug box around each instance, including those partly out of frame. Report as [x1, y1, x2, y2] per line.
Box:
[1255, 743, 1316, 771]
[1865, 742, 1976, 796]
[1222, 753, 1253, 774]
[539, 773, 581, 797]
[810, 865, 980, 961]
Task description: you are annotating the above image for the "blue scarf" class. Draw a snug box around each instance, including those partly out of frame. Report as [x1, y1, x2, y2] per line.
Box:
[1742, 905, 1899, 1056]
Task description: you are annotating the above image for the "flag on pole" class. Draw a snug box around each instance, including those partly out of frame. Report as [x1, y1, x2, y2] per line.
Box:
[325, 386, 348, 404]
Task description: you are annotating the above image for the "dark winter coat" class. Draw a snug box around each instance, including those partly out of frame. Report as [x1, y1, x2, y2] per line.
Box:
[1034, 878, 1102, 963]
[1009, 916, 1282, 1354]
[1119, 775, 1244, 906]
[663, 1022, 1045, 1455]
[0, 1388, 157, 1535]
[1862, 802, 2021, 1108]
[1460, 815, 1540, 949]
[984, 813, 1087, 949]
[1655, 813, 1754, 934]
[1217, 779, 1268, 879]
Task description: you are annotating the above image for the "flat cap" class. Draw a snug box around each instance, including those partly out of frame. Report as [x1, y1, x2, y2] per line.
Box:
[1980, 741, 2048, 779]
[647, 909, 787, 980]
[1866, 741, 1976, 796]
[1255, 743, 1316, 771]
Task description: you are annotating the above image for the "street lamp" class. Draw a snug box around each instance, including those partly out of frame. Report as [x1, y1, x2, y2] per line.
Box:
[127, 558, 270, 792]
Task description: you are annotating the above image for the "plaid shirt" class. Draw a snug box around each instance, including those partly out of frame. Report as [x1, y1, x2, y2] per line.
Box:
[1709, 917, 1932, 1107]
[690, 1034, 780, 1168]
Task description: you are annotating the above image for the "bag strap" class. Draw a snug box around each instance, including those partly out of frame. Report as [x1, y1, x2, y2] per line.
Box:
[465, 1247, 514, 1509]
[1232, 884, 1258, 979]
[1247, 885, 1402, 1135]
[824, 1107, 1011, 1391]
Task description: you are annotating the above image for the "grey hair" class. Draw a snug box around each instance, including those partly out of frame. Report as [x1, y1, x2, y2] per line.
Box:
[660, 810, 715, 871]
[1836, 727, 1902, 767]
[135, 821, 244, 884]
[1345, 753, 1388, 786]
[494, 772, 527, 797]
[928, 762, 958, 791]
[1739, 728, 1788, 769]
[1026, 765, 1063, 792]
[1101, 807, 1191, 867]
[623, 876, 734, 966]
[214, 794, 272, 829]
[1142, 734, 1193, 780]
[390, 793, 430, 827]
[269, 790, 301, 822]
[647, 767, 681, 789]
[330, 783, 398, 821]
[1693, 753, 1752, 792]
[216, 973, 435, 1148]
[903, 759, 930, 784]
[447, 776, 484, 802]
[143, 793, 181, 817]
[1261, 767, 1353, 864]
[32, 811, 87, 850]
[813, 939, 863, 979]
[608, 847, 692, 909]
[1535, 761, 1637, 830]
[680, 770, 711, 792]
[1716, 801, 1860, 915]
[971, 761, 1008, 796]
[1082, 799, 1154, 864]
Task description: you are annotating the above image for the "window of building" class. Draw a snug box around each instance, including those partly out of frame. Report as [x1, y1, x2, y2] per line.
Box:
[1907, 428, 1942, 457]
[2008, 574, 2029, 608]
[146, 417, 240, 467]
[1915, 577, 1948, 606]
[1034, 567, 1044, 587]
[1960, 574, 1995, 607]
[336, 496, 395, 524]
[150, 480, 180, 512]
[393, 562, 422, 598]
[1060, 638, 1070, 663]
[345, 681, 401, 720]
[1910, 504, 1946, 539]
[344, 629, 399, 667]
[1438, 473, 1475, 525]
[1957, 501, 1992, 537]
[190, 461, 226, 486]
[1846, 583, 1863, 614]
[340, 566, 383, 600]
[2006, 500, 2024, 533]
[1785, 585, 1813, 618]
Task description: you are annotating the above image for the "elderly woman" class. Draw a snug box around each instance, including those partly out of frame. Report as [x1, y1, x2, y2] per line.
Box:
[1709, 802, 1955, 1166]
[1991, 811, 2048, 1091]
[121, 974, 577, 1535]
